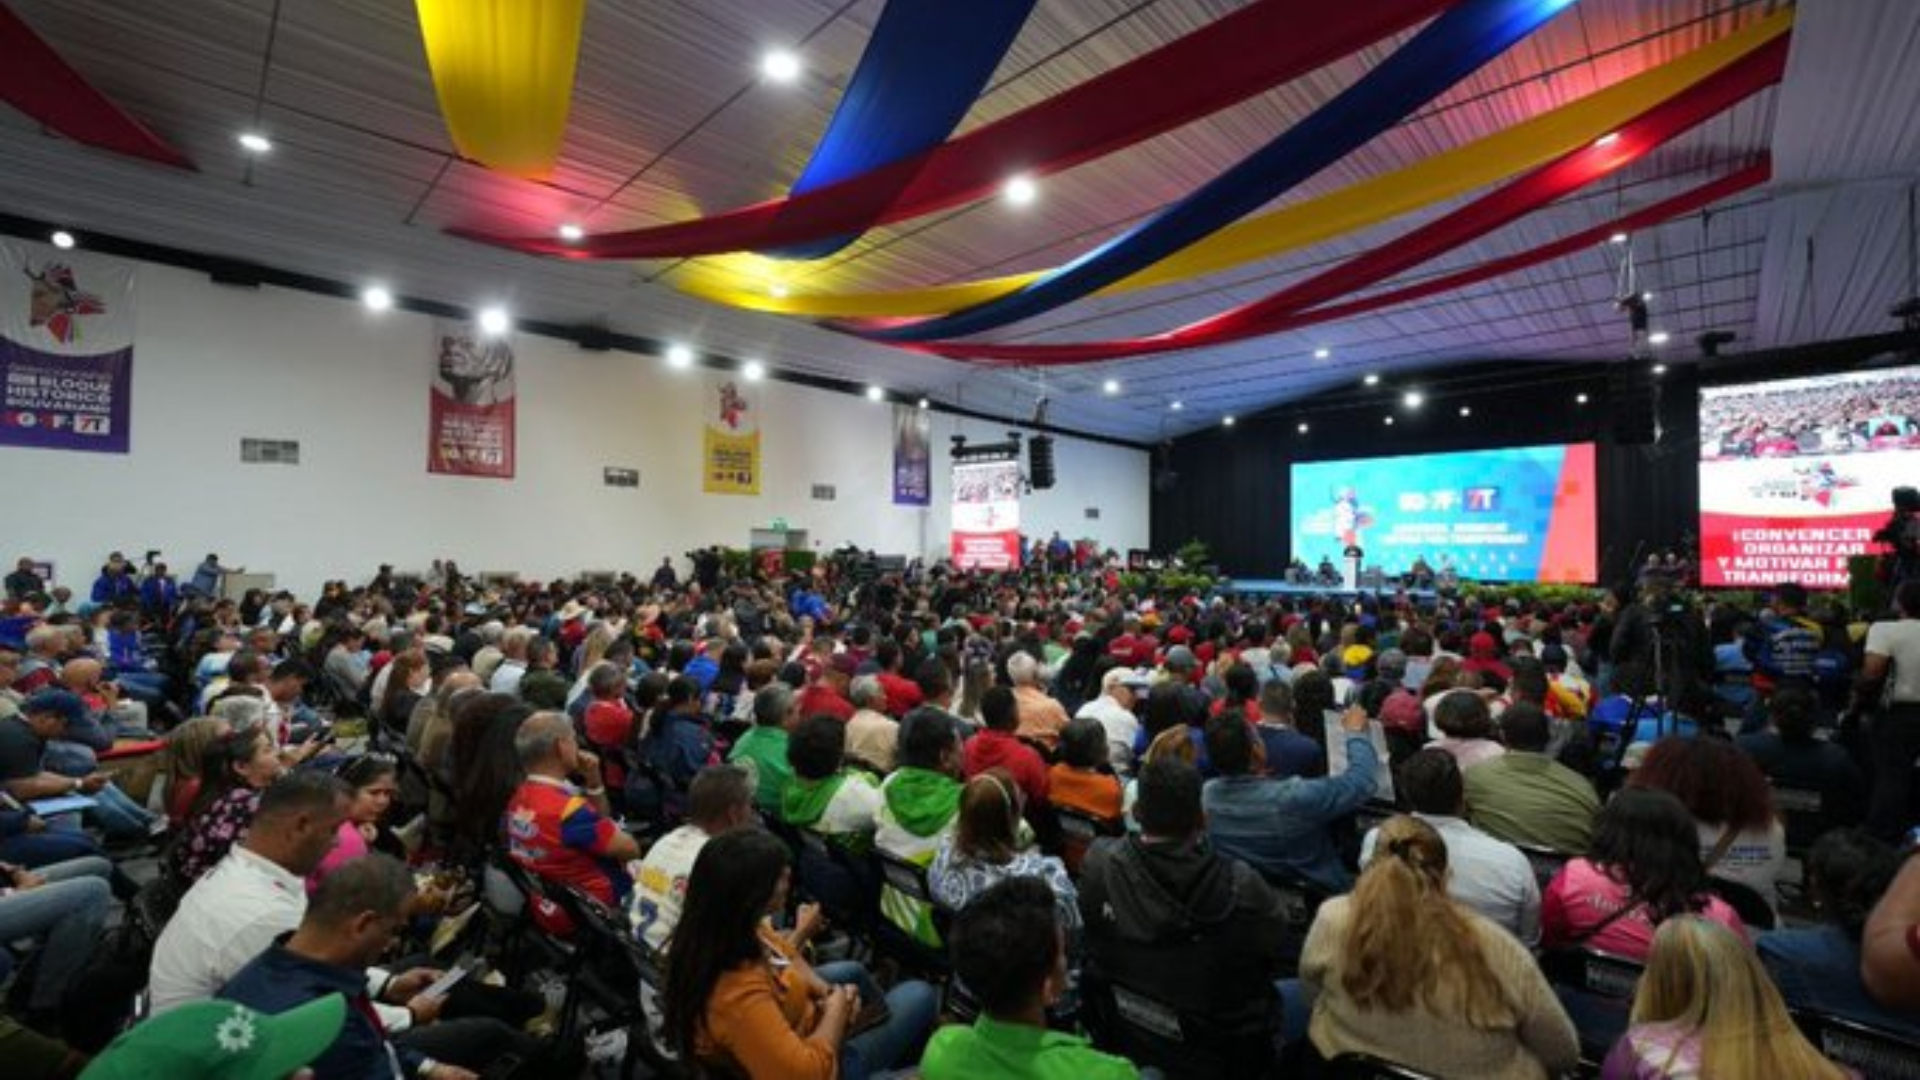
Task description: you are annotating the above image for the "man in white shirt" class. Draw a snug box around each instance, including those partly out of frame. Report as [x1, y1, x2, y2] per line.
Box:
[844, 676, 900, 772]
[1075, 668, 1149, 773]
[1864, 580, 1920, 839]
[1360, 748, 1540, 946]
[488, 627, 534, 697]
[631, 765, 755, 954]
[149, 771, 352, 1014]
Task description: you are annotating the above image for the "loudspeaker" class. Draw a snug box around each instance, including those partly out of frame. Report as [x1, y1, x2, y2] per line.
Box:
[1028, 435, 1056, 489]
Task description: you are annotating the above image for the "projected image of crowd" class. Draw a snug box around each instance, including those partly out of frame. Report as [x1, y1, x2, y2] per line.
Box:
[1701, 370, 1920, 459]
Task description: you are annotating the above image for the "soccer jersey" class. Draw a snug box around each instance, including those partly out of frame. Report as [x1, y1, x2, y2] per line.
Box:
[506, 775, 630, 906]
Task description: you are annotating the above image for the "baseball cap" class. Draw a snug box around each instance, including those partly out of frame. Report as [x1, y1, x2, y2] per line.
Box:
[22, 688, 86, 726]
[81, 995, 346, 1080]
[1163, 645, 1197, 671]
[1106, 667, 1154, 691]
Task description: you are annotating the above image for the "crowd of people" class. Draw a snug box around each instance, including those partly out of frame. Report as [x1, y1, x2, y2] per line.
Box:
[1700, 373, 1920, 460]
[1, 544, 1918, 1078]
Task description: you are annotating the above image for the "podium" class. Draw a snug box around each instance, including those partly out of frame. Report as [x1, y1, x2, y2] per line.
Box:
[1343, 553, 1362, 591]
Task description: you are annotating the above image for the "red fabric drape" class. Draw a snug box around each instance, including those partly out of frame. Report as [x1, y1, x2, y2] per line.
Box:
[906, 37, 1785, 364]
[0, 2, 193, 170]
[452, 0, 1452, 258]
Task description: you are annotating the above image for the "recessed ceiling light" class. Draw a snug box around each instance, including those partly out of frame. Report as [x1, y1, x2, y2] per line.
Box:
[769, 283, 790, 299]
[49, 230, 75, 250]
[1458, 405, 1472, 417]
[1101, 378, 1120, 395]
[1403, 390, 1424, 409]
[1313, 347, 1331, 360]
[361, 285, 393, 312]
[1383, 416, 1395, 426]
[1576, 392, 1590, 404]
[1003, 174, 1038, 206]
[742, 360, 766, 382]
[1363, 373, 1381, 386]
[237, 131, 273, 154]
[1594, 132, 1620, 148]
[477, 307, 510, 336]
[917, 397, 930, 411]
[665, 342, 694, 369]
[1297, 422, 1309, 434]
[1222, 415, 1236, 428]
[865, 385, 885, 402]
[1608, 231, 1629, 245]
[557, 223, 585, 243]
[1169, 400, 1184, 411]
[1652, 363, 1668, 376]
[1648, 330, 1671, 345]
[1640, 291, 1654, 302]
[761, 49, 802, 83]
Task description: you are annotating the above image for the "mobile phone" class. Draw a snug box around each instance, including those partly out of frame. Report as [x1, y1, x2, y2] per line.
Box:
[417, 964, 469, 1002]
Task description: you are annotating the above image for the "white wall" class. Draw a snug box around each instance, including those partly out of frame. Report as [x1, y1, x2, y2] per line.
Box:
[3, 257, 1149, 596]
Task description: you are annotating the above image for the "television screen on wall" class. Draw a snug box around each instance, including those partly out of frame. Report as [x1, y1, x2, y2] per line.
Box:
[1289, 443, 1597, 583]
[1698, 364, 1920, 588]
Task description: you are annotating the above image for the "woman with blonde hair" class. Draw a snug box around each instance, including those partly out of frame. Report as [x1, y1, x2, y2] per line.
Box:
[1301, 815, 1579, 1078]
[1601, 915, 1849, 1078]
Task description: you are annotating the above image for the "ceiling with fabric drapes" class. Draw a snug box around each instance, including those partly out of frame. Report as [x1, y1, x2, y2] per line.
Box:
[0, 0, 1908, 441]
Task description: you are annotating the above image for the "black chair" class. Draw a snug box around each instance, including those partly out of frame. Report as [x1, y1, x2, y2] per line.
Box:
[1792, 1008, 1920, 1079]
[1706, 875, 1777, 931]
[1053, 806, 1123, 876]
[1253, 867, 1330, 977]
[1326, 1052, 1444, 1079]
[543, 884, 680, 1080]
[1540, 946, 1644, 1067]
[1772, 783, 1827, 856]
[1080, 967, 1281, 1079]
[870, 848, 950, 976]
[1512, 842, 1572, 890]
[792, 827, 879, 939]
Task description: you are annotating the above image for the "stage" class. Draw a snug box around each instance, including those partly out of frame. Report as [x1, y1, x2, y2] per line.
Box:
[1215, 579, 1443, 605]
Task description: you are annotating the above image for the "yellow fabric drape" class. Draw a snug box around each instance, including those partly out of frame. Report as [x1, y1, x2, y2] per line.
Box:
[677, 7, 1792, 318]
[416, 0, 586, 179]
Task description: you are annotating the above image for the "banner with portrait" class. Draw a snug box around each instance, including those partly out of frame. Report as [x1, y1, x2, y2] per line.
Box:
[703, 376, 760, 495]
[0, 241, 135, 454]
[429, 319, 516, 478]
[892, 404, 931, 506]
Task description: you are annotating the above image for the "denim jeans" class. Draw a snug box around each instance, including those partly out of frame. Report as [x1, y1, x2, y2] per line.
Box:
[78, 782, 158, 840]
[814, 962, 939, 1080]
[43, 741, 97, 777]
[0, 856, 113, 1009]
[0, 828, 101, 868]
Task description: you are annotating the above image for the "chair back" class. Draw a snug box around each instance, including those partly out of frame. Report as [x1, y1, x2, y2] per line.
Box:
[1513, 843, 1571, 889]
[1053, 806, 1122, 875]
[1539, 946, 1645, 1000]
[1081, 967, 1279, 1079]
[1706, 875, 1778, 931]
[1327, 1052, 1445, 1079]
[1791, 1008, 1920, 1080]
[1772, 783, 1826, 855]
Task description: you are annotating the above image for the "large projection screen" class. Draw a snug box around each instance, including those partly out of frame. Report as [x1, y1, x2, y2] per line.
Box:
[1290, 444, 1598, 583]
[1698, 366, 1918, 588]
[950, 457, 1023, 570]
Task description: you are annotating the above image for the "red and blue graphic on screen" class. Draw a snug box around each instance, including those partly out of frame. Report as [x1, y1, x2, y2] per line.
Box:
[1291, 444, 1597, 583]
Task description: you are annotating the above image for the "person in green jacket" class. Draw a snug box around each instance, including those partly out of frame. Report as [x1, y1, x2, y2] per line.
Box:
[876, 707, 967, 944]
[922, 876, 1139, 1080]
[729, 682, 796, 814]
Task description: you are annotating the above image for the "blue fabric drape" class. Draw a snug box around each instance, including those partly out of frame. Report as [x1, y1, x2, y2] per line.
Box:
[858, 0, 1580, 342]
[772, 0, 1038, 259]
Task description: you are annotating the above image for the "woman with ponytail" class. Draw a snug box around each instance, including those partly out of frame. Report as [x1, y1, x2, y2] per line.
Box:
[1300, 815, 1578, 1078]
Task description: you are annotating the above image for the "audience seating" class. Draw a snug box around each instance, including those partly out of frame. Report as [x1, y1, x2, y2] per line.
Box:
[1253, 867, 1331, 977]
[1080, 966, 1280, 1080]
[1704, 876, 1777, 930]
[871, 848, 951, 977]
[1053, 806, 1124, 876]
[1512, 842, 1572, 889]
[1325, 1051, 1446, 1079]
[1791, 1008, 1920, 1080]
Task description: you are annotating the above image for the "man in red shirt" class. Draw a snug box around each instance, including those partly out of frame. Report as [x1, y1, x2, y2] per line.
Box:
[873, 639, 924, 719]
[963, 685, 1049, 817]
[505, 711, 640, 906]
[796, 652, 857, 722]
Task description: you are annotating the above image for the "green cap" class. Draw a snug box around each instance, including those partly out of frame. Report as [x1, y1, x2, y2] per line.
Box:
[80, 995, 347, 1080]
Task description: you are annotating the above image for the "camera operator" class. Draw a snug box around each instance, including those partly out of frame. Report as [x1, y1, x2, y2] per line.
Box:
[688, 545, 723, 592]
[1875, 486, 1920, 594]
[1607, 575, 1711, 706]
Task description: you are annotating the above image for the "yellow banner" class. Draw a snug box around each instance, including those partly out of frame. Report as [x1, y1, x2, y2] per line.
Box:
[416, 0, 585, 178]
[703, 428, 761, 495]
[678, 8, 1793, 318]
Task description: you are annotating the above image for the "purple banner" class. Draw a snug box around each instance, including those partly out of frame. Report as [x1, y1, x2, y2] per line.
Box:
[1, 242, 135, 454]
[892, 403, 930, 506]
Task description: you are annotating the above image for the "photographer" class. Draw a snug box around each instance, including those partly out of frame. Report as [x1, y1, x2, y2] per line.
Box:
[1608, 578, 1711, 702]
[1875, 486, 1920, 593]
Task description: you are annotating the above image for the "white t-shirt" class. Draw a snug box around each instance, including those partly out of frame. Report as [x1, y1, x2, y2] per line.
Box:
[817, 773, 884, 836]
[1700, 817, 1786, 911]
[149, 846, 308, 1015]
[1866, 618, 1920, 705]
[631, 824, 710, 954]
[1076, 694, 1140, 772]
